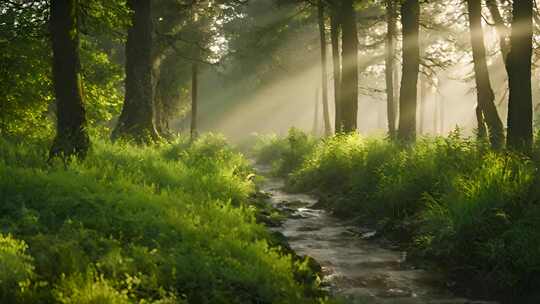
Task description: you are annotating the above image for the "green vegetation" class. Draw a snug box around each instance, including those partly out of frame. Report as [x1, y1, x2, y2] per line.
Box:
[253, 129, 540, 296]
[0, 134, 326, 304]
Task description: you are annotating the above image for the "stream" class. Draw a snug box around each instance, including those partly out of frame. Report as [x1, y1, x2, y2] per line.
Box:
[256, 164, 498, 304]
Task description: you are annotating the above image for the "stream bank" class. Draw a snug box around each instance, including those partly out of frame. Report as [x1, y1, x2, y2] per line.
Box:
[255, 163, 499, 304]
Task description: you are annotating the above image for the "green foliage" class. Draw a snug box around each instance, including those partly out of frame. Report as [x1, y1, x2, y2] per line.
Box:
[253, 129, 540, 293]
[253, 128, 317, 177]
[0, 134, 322, 303]
[0, 234, 35, 303]
[417, 153, 538, 289]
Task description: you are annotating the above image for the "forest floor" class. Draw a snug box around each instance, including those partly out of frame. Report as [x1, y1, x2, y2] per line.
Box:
[254, 162, 499, 304]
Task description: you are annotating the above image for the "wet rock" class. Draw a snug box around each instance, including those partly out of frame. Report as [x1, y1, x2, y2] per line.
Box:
[281, 200, 310, 209]
[361, 230, 378, 240]
[268, 231, 293, 254]
[297, 225, 321, 232]
[378, 288, 413, 298]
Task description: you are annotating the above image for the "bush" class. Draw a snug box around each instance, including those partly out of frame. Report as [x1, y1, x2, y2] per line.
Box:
[252, 128, 317, 177]
[0, 234, 35, 303]
[416, 153, 539, 289]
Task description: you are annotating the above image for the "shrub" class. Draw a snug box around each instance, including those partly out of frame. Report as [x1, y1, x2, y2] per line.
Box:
[0, 234, 35, 303]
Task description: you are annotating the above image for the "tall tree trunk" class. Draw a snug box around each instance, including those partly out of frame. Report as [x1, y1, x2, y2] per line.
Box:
[476, 105, 488, 139]
[433, 87, 438, 134]
[466, 0, 505, 148]
[330, 9, 342, 132]
[318, 0, 332, 136]
[385, 0, 397, 138]
[49, 0, 90, 159]
[506, 0, 533, 151]
[397, 0, 420, 142]
[418, 76, 427, 135]
[393, 58, 400, 126]
[313, 87, 320, 135]
[191, 62, 199, 141]
[440, 93, 445, 135]
[340, 0, 359, 132]
[112, 0, 158, 143]
[486, 0, 510, 62]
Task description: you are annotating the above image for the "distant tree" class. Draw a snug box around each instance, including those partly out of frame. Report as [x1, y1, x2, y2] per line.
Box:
[340, 0, 359, 132]
[397, 0, 420, 142]
[317, 0, 332, 136]
[191, 61, 199, 141]
[113, 0, 159, 143]
[465, 0, 504, 149]
[330, 5, 342, 132]
[506, 0, 533, 151]
[385, 0, 397, 138]
[49, 0, 90, 159]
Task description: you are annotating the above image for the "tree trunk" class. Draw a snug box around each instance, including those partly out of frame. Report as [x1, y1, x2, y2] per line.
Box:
[486, 0, 510, 62]
[506, 0, 533, 151]
[476, 105, 488, 139]
[397, 0, 420, 142]
[313, 87, 320, 135]
[385, 0, 397, 138]
[418, 76, 427, 135]
[112, 0, 158, 143]
[393, 58, 400, 126]
[466, 0, 504, 148]
[318, 0, 332, 136]
[330, 9, 343, 132]
[191, 62, 199, 141]
[440, 93, 445, 135]
[49, 0, 90, 160]
[340, 0, 359, 132]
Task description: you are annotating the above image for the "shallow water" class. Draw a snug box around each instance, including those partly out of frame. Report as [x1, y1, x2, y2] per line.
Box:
[256, 164, 498, 304]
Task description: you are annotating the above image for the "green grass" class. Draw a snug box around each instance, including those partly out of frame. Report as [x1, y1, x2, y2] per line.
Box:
[0, 134, 328, 304]
[253, 129, 540, 297]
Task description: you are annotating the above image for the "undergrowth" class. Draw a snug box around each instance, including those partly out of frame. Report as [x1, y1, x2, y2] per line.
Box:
[253, 129, 540, 298]
[0, 134, 328, 304]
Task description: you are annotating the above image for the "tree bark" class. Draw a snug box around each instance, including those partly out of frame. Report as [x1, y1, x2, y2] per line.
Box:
[466, 0, 505, 149]
[419, 76, 426, 135]
[340, 0, 358, 132]
[330, 8, 343, 132]
[313, 87, 320, 135]
[397, 0, 420, 142]
[191, 62, 199, 141]
[112, 0, 159, 143]
[49, 0, 90, 159]
[506, 0, 533, 151]
[385, 0, 397, 138]
[318, 0, 332, 136]
[486, 0, 510, 63]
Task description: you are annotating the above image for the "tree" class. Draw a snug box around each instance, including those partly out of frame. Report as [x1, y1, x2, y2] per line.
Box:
[340, 0, 359, 132]
[112, 0, 159, 142]
[330, 6, 342, 132]
[49, 0, 90, 159]
[486, 0, 510, 62]
[191, 62, 199, 141]
[317, 0, 332, 136]
[385, 0, 397, 138]
[506, 0, 533, 151]
[466, 0, 504, 149]
[397, 0, 420, 142]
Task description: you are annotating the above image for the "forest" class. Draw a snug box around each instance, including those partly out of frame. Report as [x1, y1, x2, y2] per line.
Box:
[1, 0, 540, 303]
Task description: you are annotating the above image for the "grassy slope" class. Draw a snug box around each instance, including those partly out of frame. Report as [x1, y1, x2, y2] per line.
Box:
[253, 129, 540, 300]
[0, 134, 327, 304]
